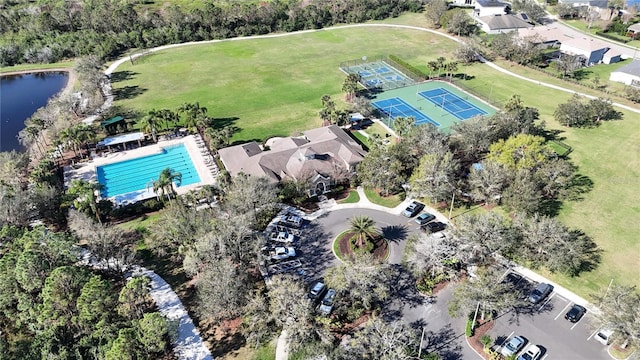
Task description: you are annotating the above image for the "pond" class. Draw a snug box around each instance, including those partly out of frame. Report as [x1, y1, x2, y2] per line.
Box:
[0, 71, 68, 152]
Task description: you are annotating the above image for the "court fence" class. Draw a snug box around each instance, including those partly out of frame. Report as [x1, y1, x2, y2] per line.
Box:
[340, 56, 420, 91]
[448, 78, 508, 110]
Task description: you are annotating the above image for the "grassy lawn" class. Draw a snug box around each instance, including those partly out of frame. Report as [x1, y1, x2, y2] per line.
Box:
[364, 187, 403, 208]
[109, 18, 639, 298]
[338, 190, 360, 204]
[0, 60, 75, 74]
[115, 212, 162, 232]
[364, 121, 395, 139]
[111, 25, 456, 143]
[350, 131, 371, 150]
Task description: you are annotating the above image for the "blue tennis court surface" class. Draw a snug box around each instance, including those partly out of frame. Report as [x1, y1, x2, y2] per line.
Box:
[419, 88, 487, 120]
[372, 97, 440, 127]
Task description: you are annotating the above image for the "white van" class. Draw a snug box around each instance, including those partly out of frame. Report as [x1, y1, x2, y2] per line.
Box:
[595, 328, 614, 345]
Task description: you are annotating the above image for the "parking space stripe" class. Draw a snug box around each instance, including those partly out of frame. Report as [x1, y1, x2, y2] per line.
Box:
[540, 354, 548, 360]
[538, 293, 556, 312]
[588, 329, 599, 340]
[555, 302, 573, 320]
[500, 331, 515, 347]
[555, 294, 569, 302]
[571, 314, 586, 330]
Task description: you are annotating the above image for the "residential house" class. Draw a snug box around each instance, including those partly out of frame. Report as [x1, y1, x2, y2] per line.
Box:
[557, 0, 609, 8]
[559, 37, 620, 65]
[518, 26, 568, 47]
[627, 23, 640, 38]
[218, 125, 366, 197]
[477, 13, 534, 34]
[473, 0, 511, 17]
[609, 60, 640, 86]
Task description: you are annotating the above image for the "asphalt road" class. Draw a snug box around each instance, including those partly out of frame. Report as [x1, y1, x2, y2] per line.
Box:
[284, 207, 615, 359]
[488, 276, 611, 360]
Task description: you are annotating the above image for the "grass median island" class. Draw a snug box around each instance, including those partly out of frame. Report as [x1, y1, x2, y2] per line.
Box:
[110, 21, 639, 298]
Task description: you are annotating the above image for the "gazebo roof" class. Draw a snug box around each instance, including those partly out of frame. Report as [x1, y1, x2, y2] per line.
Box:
[100, 116, 125, 128]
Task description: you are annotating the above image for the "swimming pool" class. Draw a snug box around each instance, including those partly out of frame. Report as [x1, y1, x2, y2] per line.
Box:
[96, 144, 201, 198]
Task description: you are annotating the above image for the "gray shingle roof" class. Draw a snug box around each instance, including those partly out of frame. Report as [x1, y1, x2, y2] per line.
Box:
[613, 60, 640, 77]
[479, 14, 534, 30]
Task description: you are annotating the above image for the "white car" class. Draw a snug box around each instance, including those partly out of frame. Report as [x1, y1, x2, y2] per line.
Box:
[269, 231, 296, 243]
[517, 344, 542, 360]
[595, 328, 614, 345]
[270, 246, 296, 261]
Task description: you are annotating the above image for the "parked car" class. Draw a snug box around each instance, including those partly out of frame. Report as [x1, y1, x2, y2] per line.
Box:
[414, 212, 436, 225]
[281, 213, 303, 227]
[502, 272, 523, 287]
[308, 281, 327, 303]
[501, 335, 526, 357]
[318, 289, 337, 315]
[402, 201, 425, 217]
[528, 283, 553, 304]
[422, 221, 447, 233]
[594, 328, 614, 345]
[565, 304, 587, 323]
[269, 231, 296, 244]
[517, 344, 542, 360]
[270, 246, 296, 261]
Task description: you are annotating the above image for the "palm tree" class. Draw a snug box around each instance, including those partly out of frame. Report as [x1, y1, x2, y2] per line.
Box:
[349, 215, 378, 248]
[138, 111, 161, 142]
[150, 167, 182, 202]
[342, 73, 361, 102]
[178, 102, 209, 133]
[68, 179, 104, 224]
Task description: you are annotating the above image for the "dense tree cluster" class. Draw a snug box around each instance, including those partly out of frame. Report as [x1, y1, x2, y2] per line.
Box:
[554, 94, 621, 127]
[0, 0, 423, 66]
[0, 226, 169, 359]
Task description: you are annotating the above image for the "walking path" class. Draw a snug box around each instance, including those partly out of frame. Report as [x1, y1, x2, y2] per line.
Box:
[132, 266, 213, 360]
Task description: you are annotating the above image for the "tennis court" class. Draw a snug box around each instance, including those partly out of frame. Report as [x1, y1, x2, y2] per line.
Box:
[372, 97, 440, 127]
[341, 59, 416, 90]
[371, 81, 496, 133]
[419, 88, 487, 120]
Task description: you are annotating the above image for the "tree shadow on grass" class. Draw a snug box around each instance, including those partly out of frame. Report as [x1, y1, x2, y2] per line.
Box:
[209, 117, 239, 130]
[112, 85, 147, 100]
[109, 70, 138, 83]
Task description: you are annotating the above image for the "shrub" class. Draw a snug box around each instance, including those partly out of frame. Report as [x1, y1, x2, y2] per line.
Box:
[465, 318, 474, 337]
[388, 55, 428, 80]
[481, 334, 493, 348]
[350, 237, 374, 253]
[416, 272, 448, 295]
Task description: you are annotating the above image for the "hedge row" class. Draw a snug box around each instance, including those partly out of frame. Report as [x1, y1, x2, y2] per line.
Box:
[595, 31, 631, 44]
[388, 55, 429, 81]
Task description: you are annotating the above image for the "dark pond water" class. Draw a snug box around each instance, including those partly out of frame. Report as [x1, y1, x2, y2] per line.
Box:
[0, 72, 68, 152]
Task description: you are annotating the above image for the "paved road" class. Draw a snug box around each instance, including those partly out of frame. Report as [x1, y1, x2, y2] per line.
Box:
[488, 275, 610, 360]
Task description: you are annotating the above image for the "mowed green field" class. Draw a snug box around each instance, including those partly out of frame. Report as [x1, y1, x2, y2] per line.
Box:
[111, 27, 456, 142]
[110, 23, 639, 298]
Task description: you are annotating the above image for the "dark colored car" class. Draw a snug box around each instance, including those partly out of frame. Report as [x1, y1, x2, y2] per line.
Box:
[565, 304, 587, 323]
[503, 272, 523, 287]
[414, 212, 436, 225]
[308, 281, 327, 303]
[422, 221, 447, 233]
[402, 201, 425, 217]
[528, 283, 553, 304]
[318, 289, 337, 315]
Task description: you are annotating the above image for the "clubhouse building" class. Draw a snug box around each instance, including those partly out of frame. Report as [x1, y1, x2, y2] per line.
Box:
[218, 125, 366, 197]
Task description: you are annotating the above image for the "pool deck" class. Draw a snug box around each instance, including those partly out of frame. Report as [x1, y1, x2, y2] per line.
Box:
[64, 134, 219, 206]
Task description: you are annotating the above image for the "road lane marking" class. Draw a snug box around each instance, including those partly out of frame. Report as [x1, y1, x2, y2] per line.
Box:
[554, 302, 573, 320]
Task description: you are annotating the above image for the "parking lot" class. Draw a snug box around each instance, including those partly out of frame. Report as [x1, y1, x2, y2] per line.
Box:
[489, 273, 611, 360]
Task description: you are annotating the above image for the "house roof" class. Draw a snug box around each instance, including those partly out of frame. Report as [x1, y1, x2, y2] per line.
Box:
[561, 37, 609, 52]
[97, 132, 144, 147]
[478, 14, 533, 30]
[518, 26, 567, 43]
[613, 60, 640, 77]
[628, 23, 640, 32]
[476, 0, 510, 7]
[218, 125, 366, 182]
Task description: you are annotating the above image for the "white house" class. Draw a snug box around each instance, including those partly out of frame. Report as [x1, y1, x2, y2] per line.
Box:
[477, 13, 534, 34]
[559, 37, 620, 65]
[610, 60, 640, 86]
[473, 0, 510, 17]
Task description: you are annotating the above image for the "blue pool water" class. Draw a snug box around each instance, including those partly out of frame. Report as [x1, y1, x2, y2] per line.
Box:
[96, 144, 201, 198]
